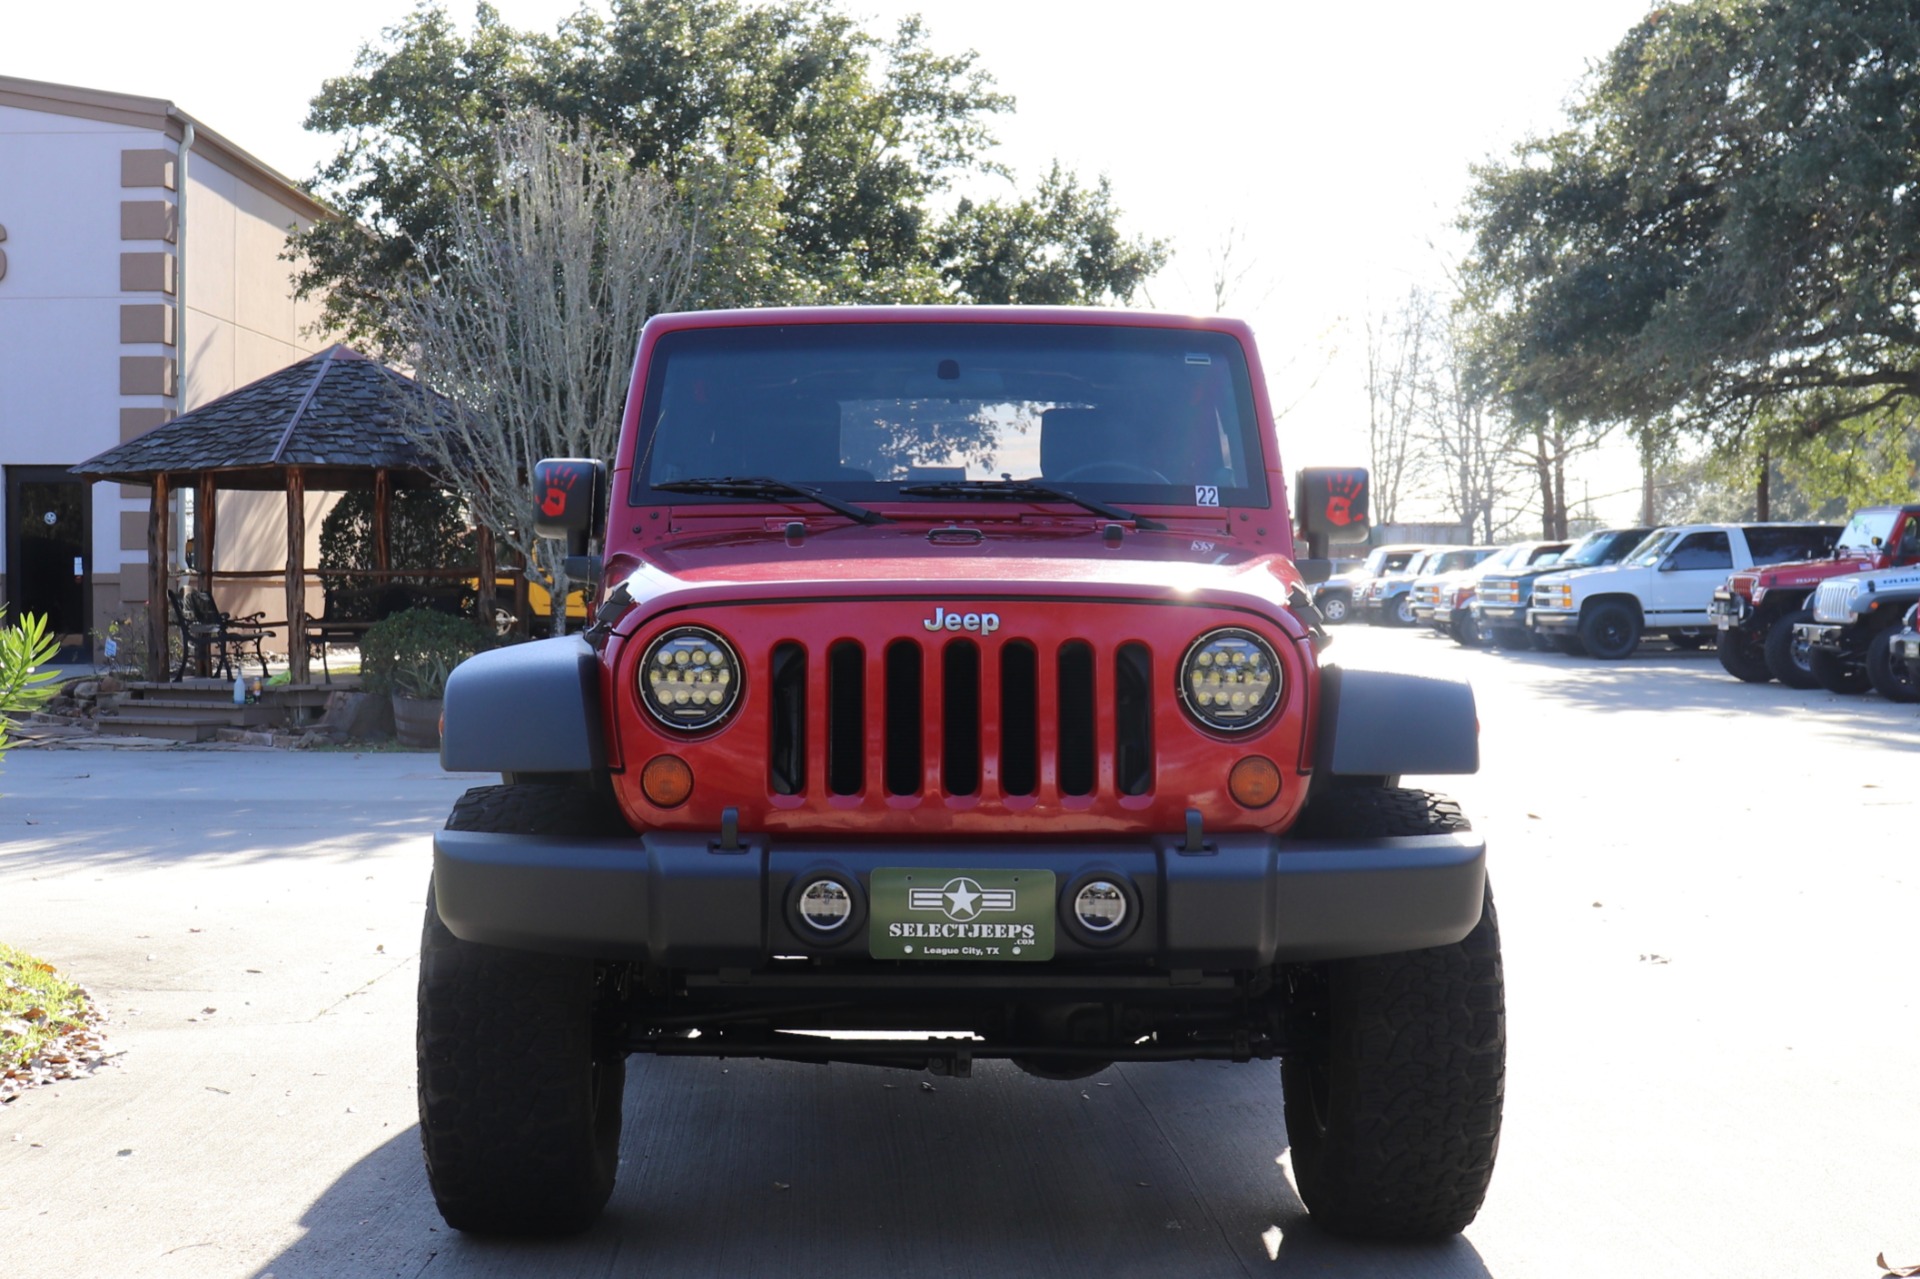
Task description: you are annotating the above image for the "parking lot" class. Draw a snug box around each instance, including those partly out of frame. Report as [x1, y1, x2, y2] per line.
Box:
[1, 625, 1916, 1279]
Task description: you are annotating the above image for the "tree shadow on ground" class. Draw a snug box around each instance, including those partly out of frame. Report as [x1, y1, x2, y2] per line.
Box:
[254, 1057, 1496, 1279]
[1463, 636, 1920, 754]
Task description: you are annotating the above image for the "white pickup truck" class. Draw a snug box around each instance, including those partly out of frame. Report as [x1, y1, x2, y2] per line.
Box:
[1527, 522, 1839, 660]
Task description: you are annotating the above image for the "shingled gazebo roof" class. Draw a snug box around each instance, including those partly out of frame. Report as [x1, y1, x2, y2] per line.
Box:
[73, 345, 451, 490]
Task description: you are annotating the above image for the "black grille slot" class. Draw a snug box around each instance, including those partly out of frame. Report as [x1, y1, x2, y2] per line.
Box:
[769, 642, 807, 795]
[1114, 642, 1153, 796]
[942, 640, 981, 796]
[827, 641, 865, 795]
[884, 640, 923, 796]
[1000, 641, 1039, 797]
[1057, 640, 1096, 797]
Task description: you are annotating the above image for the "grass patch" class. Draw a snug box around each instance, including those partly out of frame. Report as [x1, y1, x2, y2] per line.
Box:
[1, 943, 92, 1075]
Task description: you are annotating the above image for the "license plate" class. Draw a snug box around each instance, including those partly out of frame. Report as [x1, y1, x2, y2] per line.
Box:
[869, 868, 1055, 961]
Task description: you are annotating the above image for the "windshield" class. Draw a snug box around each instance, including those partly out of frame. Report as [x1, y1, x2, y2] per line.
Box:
[1480, 543, 1524, 572]
[1559, 529, 1642, 567]
[630, 323, 1269, 511]
[1622, 530, 1679, 568]
[1432, 549, 1486, 574]
[1834, 509, 1898, 554]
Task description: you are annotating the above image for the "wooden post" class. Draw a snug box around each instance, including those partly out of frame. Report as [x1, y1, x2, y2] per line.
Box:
[147, 472, 171, 683]
[475, 524, 495, 626]
[194, 472, 217, 677]
[286, 466, 308, 685]
[195, 473, 217, 595]
[372, 468, 391, 573]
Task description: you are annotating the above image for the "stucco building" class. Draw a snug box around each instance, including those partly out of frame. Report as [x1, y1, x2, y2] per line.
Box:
[0, 74, 335, 660]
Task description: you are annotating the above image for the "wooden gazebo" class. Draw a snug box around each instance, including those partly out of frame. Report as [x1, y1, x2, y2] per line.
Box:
[72, 345, 489, 683]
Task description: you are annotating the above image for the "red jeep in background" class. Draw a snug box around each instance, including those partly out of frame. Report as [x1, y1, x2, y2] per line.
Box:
[1709, 505, 1920, 685]
[421, 307, 1499, 1243]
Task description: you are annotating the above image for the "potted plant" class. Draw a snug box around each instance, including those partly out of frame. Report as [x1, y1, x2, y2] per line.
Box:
[360, 608, 493, 748]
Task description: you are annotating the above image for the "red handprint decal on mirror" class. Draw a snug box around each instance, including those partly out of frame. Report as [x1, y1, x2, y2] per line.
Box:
[1324, 472, 1365, 526]
[541, 487, 569, 518]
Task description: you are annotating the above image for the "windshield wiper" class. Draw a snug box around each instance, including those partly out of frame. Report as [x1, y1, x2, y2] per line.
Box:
[897, 479, 1166, 531]
[655, 476, 889, 525]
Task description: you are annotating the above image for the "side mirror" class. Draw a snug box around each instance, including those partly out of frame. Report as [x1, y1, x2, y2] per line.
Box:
[1295, 467, 1371, 557]
[533, 458, 607, 545]
[533, 458, 608, 589]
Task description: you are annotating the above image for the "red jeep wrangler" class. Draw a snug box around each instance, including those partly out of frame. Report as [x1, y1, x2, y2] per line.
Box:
[1710, 505, 1920, 685]
[421, 306, 1499, 1241]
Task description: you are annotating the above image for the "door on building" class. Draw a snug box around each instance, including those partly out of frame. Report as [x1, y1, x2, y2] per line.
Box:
[5, 466, 92, 662]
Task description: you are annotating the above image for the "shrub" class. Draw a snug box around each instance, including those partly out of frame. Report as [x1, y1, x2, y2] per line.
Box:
[360, 608, 492, 700]
[90, 603, 174, 676]
[1, 611, 59, 766]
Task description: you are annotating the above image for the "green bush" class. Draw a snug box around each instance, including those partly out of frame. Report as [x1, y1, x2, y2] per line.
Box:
[360, 608, 492, 700]
[1, 611, 60, 766]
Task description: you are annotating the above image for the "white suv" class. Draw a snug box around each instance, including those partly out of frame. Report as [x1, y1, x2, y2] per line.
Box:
[1528, 523, 1834, 659]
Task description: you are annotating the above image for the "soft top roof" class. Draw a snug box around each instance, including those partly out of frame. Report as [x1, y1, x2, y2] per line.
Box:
[642, 305, 1255, 341]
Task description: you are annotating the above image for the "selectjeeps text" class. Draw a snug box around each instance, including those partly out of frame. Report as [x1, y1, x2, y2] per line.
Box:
[421, 306, 1502, 1242]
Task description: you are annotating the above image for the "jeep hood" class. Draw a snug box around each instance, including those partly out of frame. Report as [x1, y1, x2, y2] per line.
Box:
[1729, 550, 1880, 595]
[605, 521, 1306, 621]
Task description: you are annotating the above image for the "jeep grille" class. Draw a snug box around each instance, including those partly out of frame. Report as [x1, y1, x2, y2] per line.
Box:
[1811, 578, 1857, 624]
[767, 636, 1156, 801]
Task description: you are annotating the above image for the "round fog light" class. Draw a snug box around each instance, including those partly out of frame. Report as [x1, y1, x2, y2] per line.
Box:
[1073, 881, 1128, 933]
[797, 878, 854, 933]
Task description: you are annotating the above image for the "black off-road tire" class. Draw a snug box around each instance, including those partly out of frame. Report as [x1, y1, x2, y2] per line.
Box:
[1319, 594, 1351, 625]
[418, 784, 627, 1235]
[1715, 630, 1773, 683]
[1281, 788, 1504, 1240]
[1578, 601, 1641, 660]
[1448, 615, 1482, 647]
[1866, 631, 1920, 703]
[1807, 645, 1871, 694]
[1389, 594, 1418, 627]
[1763, 609, 1820, 688]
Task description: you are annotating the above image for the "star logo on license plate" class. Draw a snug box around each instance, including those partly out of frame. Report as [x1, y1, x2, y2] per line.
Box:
[908, 877, 1017, 922]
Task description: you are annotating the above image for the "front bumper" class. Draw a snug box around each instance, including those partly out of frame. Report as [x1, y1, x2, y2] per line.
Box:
[1530, 607, 1579, 634]
[1794, 621, 1846, 653]
[1709, 592, 1749, 630]
[1891, 630, 1920, 663]
[432, 828, 1489, 968]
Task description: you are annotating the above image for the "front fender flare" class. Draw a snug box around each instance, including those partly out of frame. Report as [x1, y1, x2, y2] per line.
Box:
[440, 636, 606, 775]
[1316, 665, 1478, 777]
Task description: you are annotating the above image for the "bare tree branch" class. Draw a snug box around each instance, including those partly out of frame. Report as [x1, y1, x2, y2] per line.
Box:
[385, 110, 699, 633]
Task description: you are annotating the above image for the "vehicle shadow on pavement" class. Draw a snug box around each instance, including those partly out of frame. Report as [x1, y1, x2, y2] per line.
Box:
[253, 1057, 1496, 1279]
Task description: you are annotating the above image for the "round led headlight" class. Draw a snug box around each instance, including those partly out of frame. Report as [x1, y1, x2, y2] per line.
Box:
[639, 626, 743, 731]
[1178, 627, 1282, 732]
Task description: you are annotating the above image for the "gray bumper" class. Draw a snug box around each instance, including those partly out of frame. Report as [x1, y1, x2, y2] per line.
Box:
[1531, 609, 1578, 634]
[1891, 631, 1920, 664]
[1794, 622, 1845, 651]
[432, 829, 1489, 968]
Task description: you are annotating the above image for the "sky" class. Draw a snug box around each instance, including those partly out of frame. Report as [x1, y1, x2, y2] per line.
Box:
[5, 0, 1658, 523]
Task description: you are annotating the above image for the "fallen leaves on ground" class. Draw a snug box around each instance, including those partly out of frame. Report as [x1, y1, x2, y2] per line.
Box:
[1, 943, 114, 1102]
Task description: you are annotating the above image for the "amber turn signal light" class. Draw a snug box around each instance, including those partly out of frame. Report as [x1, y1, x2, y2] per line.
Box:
[1228, 756, 1281, 808]
[641, 754, 694, 808]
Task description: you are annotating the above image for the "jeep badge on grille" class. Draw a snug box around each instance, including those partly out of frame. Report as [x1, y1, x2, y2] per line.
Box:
[922, 606, 1002, 634]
